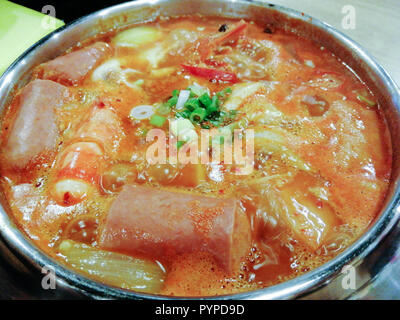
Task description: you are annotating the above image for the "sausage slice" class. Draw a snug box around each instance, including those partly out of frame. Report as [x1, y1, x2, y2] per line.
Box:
[36, 42, 112, 85]
[4, 79, 70, 168]
[99, 185, 251, 273]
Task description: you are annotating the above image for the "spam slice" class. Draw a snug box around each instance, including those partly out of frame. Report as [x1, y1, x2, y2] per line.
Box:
[99, 184, 251, 272]
[36, 42, 112, 85]
[4, 79, 70, 168]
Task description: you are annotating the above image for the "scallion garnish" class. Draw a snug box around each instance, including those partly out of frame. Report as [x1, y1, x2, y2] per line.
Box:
[150, 114, 167, 127]
[184, 98, 201, 111]
[167, 96, 178, 107]
[199, 93, 212, 108]
[207, 95, 219, 115]
[217, 87, 232, 98]
[177, 141, 185, 149]
[190, 107, 207, 123]
[176, 110, 191, 119]
[162, 85, 234, 127]
[357, 94, 376, 107]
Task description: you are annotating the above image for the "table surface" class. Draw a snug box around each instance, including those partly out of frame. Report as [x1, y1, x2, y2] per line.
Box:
[267, 0, 400, 87]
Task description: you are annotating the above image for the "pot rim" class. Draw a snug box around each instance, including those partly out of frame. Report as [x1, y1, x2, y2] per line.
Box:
[0, 0, 399, 300]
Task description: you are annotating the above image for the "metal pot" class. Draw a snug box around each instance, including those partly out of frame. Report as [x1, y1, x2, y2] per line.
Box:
[0, 0, 399, 299]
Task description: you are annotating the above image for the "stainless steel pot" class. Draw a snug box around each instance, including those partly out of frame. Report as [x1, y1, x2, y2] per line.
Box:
[0, 0, 399, 300]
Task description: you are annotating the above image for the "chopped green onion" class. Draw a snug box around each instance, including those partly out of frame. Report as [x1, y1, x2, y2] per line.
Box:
[206, 95, 219, 115]
[188, 83, 208, 97]
[150, 114, 167, 127]
[217, 87, 232, 98]
[176, 90, 190, 110]
[357, 94, 376, 107]
[176, 110, 191, 119]
[190, 108, 207, 123]
[167, 96, 178, 107]
[177, 141, 185, 149]
[184, 98, 201, 111]
[166, 86, 236, 128]
[199, 93, 212, 108]
[155, 103, 171, 115]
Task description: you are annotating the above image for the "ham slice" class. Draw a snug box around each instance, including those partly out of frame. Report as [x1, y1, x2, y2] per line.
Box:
[37, 42, 112, 85]
[4, 79, 70, 168]
[99, 185, 251, 272]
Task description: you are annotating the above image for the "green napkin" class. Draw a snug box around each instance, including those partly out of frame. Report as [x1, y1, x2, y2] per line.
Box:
[0, 0, 64, 75]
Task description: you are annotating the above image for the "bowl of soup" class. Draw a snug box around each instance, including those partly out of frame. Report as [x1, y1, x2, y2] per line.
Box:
[0, 0, 399, 299]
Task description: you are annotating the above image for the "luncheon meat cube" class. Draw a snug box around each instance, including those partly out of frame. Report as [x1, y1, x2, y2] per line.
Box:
[100, 185, 251, 272]
[37, 42, 112, 85]
[4, 79, 70, 168]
